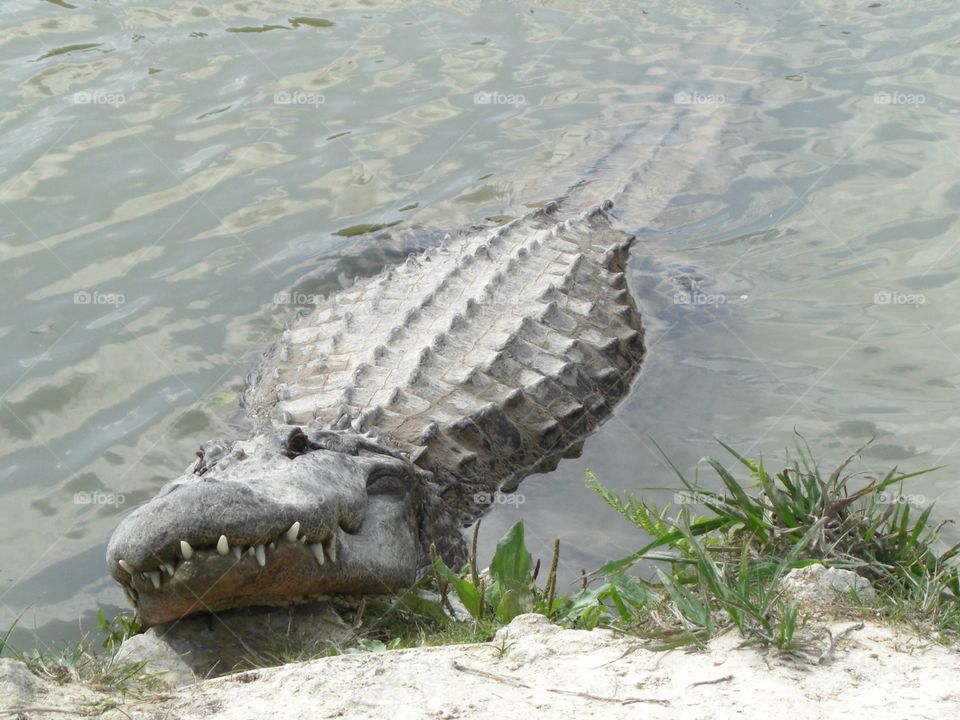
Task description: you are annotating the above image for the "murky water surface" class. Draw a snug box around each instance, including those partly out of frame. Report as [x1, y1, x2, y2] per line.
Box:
[2, 0, 959, 645]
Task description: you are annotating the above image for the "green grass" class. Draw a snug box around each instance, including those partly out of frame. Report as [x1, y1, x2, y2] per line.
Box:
[0, 611, 163, 696]
[581, 436, 960, 648]
[238, 583, 501, 670]
[429, 436, 960, 651]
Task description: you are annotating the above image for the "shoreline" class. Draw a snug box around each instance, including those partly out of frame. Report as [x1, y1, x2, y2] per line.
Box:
[3, 611, 958, 719]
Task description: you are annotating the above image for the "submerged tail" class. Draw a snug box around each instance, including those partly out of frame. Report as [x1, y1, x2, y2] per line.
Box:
[555, 105, 730, 231]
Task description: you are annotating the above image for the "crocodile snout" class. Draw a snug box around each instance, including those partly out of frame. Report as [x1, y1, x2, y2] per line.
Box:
[106, 430, 429, 626]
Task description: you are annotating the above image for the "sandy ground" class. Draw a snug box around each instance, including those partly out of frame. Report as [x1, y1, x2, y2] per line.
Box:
[3, 611, 959, 720]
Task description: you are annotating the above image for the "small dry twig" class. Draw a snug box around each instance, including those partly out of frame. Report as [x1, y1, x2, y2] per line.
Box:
[452, 660, 528, 688]
[0, 708, 94, 717]
[452, 661, 670, 706]
[818, 621, 864, 665]
[688, 674, 734, 687]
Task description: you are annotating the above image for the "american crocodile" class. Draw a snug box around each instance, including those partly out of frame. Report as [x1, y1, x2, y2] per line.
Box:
[106, 198, 645, 627]
[105, 105, 729, 627]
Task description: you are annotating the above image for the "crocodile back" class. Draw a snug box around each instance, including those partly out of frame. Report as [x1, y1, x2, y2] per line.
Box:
[245, 201, 643, 492]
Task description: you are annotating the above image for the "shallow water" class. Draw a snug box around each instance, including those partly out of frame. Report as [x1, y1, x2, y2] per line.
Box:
[1, 0, 959, 647]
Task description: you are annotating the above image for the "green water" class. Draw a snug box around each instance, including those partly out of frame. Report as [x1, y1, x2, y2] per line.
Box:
[2, 0, 959, 647]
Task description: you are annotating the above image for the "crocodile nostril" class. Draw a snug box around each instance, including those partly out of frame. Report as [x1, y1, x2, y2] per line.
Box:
[285, 427, 310, 457]
[365, 472, 410, 496]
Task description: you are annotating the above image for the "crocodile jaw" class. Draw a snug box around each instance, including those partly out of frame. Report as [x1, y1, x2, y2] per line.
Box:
[106, 430, 428, 627]
[127, 496, 419, 626]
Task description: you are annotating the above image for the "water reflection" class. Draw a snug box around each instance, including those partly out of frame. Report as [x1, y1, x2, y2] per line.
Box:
[1, 0, 958, 644]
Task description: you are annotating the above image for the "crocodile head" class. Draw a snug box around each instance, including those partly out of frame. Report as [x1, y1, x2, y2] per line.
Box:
[106, 426, 455, 627]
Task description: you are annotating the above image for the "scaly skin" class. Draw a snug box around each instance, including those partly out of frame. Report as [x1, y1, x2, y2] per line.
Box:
[106, 200, 645, 627]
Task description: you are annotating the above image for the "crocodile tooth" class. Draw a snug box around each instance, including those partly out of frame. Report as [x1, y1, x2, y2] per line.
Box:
[232, 547, 242, 560]
[180, 540, 194, 559]
[269, 542, 276, 550]
[162, 562, 175, 576]
[310, 542, 325, 566]
[246, 546, 256, 557]
[217, 535, 229, 556]
[285, 521, 300, 542]
[324, 537, 337, 564]
[148, 571, 161, 590]
[118, 559, 136, 575]
[255, 544, 266, 567]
